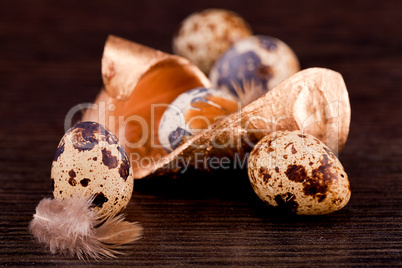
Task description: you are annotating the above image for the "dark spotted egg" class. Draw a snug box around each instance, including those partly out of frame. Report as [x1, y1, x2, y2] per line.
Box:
[158, 87, 239, 152]
[51, 121, 134, 217]
[248, 130, 351, 215]
[209, 35, 300, 105]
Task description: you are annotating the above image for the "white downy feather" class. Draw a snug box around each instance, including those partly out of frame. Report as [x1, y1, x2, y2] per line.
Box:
[29, 195, 142, 260]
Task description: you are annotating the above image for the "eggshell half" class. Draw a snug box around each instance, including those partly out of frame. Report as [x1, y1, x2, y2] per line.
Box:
[158, 87, 239, 152]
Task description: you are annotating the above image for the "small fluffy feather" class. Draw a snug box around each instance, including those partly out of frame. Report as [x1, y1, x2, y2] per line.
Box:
[231, 79, 265, 106]
[29, 195, 142, 260]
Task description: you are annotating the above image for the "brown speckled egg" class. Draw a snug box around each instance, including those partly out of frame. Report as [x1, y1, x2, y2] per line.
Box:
[51, 121, 134, 217]
[248, 130, 351, 215]
[173, 9, 252, 74]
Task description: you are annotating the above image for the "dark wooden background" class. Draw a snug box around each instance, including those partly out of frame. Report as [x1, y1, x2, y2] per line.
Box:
[0, 0, 401, 266]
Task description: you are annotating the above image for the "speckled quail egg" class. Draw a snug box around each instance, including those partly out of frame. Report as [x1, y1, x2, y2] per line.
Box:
[248, 130, 351, 215]
[209, 35, 300, 105]
[173, 9, 252, 74]
[51, 121, 134, 217]
[158, 87, 239, 152]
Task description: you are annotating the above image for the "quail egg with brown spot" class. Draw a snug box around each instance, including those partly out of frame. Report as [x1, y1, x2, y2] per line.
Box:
[51, 121, 134, 217]
[248, 130, 351, 215]
[209, 35, 300, 105]
[173, 8, 252, 74]
[158, 87, 239, 152]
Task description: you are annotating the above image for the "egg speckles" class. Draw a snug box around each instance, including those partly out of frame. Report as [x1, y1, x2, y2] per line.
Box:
[248, 130, 351, 215]
[173, 9, 252, 74]
[51, 121, 134, 217]
[158, 87, 239, 152]
[210, 35, 300, 105]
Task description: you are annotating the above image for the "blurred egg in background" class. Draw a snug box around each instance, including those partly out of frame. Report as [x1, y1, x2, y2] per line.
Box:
[209, 35, 300, 105]
[173, 9, 252, 74]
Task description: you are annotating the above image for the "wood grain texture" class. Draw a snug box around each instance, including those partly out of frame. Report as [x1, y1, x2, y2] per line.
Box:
[0, 0, 401, 266]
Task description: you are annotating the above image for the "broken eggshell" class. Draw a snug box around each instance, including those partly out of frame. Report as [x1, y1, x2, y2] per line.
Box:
[83, 35, 350, 179]
[173, 8, 252, 74]
[209, 35, 300, 105]
[248, 130, 351, 215]
[82, 35, 211, 179]
[51, 121, 134, 217]
[158, 87, 239, 152]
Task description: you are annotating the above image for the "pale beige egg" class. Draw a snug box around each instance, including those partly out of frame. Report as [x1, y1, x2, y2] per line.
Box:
[51, 121, 134, 217]
[248, 130, 351, 215]
[173, 8, 252, 74]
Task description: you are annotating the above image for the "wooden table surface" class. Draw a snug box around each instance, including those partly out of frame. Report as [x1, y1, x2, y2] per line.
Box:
[1, 0, 401, 266]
